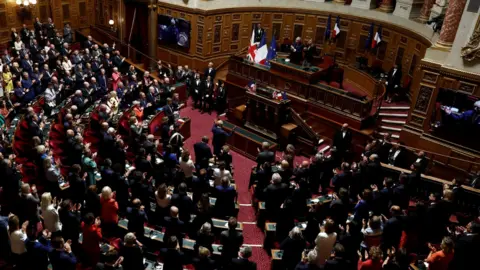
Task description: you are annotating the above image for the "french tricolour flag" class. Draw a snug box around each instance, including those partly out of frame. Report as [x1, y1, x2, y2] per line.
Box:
[254, 32, 268, 65]
[248, 29, 256, 62]
[371, 25, 382, 49]
[332, 16, 340, 39]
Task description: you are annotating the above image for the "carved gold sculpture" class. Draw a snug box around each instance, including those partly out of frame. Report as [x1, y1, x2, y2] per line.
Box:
[461, 18, 480, 62]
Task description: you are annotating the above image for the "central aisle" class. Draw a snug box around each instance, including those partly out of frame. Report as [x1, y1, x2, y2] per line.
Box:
[180, 100, 271, 269]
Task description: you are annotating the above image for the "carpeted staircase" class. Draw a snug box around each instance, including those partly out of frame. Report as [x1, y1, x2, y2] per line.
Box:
[376, 101, 410, 142]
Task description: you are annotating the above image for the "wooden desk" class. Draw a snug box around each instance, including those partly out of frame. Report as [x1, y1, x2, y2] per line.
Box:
[118, 218, 164, 242]
[221, 120, 277, 160]
[343, 65, 384, 100]
[211, 218, 243, 231]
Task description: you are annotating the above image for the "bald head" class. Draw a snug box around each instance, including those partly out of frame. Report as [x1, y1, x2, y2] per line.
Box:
[170, 206, 179, 217]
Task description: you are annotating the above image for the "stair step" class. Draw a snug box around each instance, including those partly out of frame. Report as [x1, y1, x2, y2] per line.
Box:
[379, 112, 408, 117]
[379, 132, 400, 139]
[380, 106, 410, 110]
[381, 119, 406, 125]
[319, 145, 330, 153]
[380, 125, 402, 132]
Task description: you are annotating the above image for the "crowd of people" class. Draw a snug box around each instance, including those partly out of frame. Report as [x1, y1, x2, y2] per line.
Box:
[0, 17, 479, 270]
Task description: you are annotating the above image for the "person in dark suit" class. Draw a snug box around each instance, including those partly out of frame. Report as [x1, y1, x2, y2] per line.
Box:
[25, 224, 52, 270]
[256, 142, 275, 169]
[385, 64, 402, 103]
[194, 136, 213, 169]
[171, 183, 194, 223]
[191, 73, 203, 109]
[125, 199, 148, 240]
[193, 247, 216, 270]
[331, 162, 352, 193]
[211, 120, 236, 156]
[372, 177, 394, 216]
[323, 243, 351, 270]
[303, 39, 316, 67]
[17, 183, 40, 224]
[452, 221, 480, 270]
[377, 132, 392, 163]
[333, 123, 352, 160]
[220, 217, 244, 262]
[280, 227, 307, 270]
[329, 188, 350, 229]
[204, 62, 216, 80]
[413, 151, 428, 173]
[49, 236, 77, 270]
[230, 246, 257, 270]
[163, 98, 175, 125]
[163, 206, 186, 240]
[290, 37, 304, 64]
[202, 76, 214, 113]
[388, 142, 407, 168]
[159, 236, 185, 270]
[253, 23, 265, 44]
[381, 205, 405, 250]
[364, 154, 384, 188]
[263, 173, 289, 221]
[213, 177, 237, 219]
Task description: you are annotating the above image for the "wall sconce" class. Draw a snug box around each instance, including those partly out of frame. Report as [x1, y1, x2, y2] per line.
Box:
[109, 19, 117, 32]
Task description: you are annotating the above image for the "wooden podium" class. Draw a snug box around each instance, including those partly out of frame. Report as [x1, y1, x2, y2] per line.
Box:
[244, 89, 291, 140]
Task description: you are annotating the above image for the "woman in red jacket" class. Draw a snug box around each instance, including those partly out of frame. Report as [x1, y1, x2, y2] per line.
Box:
[100, 186, 119, 237]
[81, 213, 103, 266]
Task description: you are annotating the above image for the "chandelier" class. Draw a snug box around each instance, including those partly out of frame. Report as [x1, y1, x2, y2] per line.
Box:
[16, 0, 37, 7]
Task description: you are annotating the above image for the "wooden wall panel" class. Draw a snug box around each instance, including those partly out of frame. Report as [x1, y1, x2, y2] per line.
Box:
[153, 5, 430, 79]
[0, 0, 94, 44]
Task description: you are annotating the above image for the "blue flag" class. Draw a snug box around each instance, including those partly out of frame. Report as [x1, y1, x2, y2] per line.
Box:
[325, 15, 331, 40]
[266, 32, 277, 66]
[365, 23, 374, 50]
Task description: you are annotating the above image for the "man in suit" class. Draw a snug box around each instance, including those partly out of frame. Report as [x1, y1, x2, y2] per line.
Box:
[331, 162, 352, 193]
[303, 39, 316, 67]
[84, 35, 94, 49]
[388, 142, 407, 168]
[211, 120, 236, 156]
[194, 136, 213, 169]
[163, 206, 186, 240]
[364, 154, 383, 188]
[452, 221, 480, 270]
[256, 142, 275, 169]
[21, 54, 34, 76]
[253, 23, 265, 44]
[204, 62, 216, 81]
[263, 173, 289, 221]
[372, 177, 394, 216]
[385, 64, 402, 103]
[171, 183, 194, 223]
[412, 150, 428, 173]
[202, 76, 214, 114]
[377, 132, 392, 163]
[44, 18, 55, 40]
[20, 24, 30, 46]
[333, 123, 352, 160]
[192, 73, 203, 109]
[230, 246, 257, 270]
[290, 37, 304, 64]
[220, 217, 244, 262]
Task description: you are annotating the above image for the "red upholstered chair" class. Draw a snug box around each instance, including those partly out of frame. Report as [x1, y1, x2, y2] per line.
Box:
[149, 112, 165, 136]
[329, 81, 341, 89]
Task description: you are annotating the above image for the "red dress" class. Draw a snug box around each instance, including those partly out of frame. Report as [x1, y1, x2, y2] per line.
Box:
[81, 222, 102, 266]
[100, 197, 119, 224]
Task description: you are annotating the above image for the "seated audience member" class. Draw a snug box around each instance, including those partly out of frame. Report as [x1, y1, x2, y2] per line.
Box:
[119, 233, 144, 270]
[230, 246, 257, 270]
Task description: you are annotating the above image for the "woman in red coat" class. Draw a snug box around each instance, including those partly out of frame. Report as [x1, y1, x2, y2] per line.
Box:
[100, 186, 119, 237]
[81, 213, 103, 266]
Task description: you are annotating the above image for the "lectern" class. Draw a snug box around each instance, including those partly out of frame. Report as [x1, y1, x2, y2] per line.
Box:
[244, 87, 291, 140]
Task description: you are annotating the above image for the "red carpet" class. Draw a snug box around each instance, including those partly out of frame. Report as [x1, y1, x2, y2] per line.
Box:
[181, 99, 271, 269]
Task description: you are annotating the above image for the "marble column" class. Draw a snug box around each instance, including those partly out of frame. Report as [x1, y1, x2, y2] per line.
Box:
[379, 0, 395, 12]
[436, 0, 467, 49]
[148, 0, 158, 70]
[417, 0, 436, 23]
